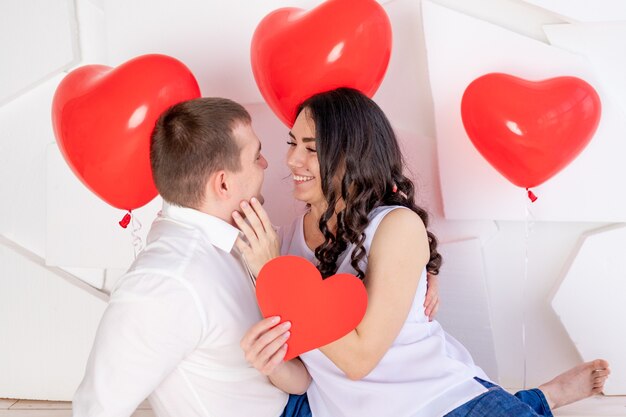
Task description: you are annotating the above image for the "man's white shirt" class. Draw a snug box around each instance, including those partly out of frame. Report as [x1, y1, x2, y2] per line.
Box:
[73, 203, 288, 417]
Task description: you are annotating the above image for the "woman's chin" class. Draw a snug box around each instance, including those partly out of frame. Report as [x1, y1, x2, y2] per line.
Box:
[292, 189, 317, 205]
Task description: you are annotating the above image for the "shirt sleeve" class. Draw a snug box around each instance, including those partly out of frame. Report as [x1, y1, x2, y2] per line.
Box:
[73, 273, 204, 417]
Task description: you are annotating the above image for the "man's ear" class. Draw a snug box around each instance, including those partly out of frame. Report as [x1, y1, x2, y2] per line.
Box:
[207, 170, 230, 201]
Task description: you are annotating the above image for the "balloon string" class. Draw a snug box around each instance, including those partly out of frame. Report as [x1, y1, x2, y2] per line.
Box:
[131, 213, 144, 259]
[522, 200, 535, 390]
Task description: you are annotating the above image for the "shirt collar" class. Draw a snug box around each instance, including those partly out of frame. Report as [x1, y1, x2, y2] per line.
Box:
[161, 201, 239, 253]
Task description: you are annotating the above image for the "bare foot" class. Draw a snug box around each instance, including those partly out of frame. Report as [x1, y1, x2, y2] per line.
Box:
[538, 359, 610, 409]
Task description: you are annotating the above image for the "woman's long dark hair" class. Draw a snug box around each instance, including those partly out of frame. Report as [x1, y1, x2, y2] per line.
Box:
[297, 87, 441, 280]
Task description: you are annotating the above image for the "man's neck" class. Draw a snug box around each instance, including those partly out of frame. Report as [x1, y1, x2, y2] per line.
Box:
[194, 201, 236, 227]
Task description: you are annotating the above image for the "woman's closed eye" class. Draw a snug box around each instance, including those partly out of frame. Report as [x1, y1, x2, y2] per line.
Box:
[286, 140, 317, 153]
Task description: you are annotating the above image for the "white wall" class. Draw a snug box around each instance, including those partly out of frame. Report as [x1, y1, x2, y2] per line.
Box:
[1, 0, 623, 400]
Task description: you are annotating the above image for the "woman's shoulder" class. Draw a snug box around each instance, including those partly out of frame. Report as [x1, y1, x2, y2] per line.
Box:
[367, 205, 425, 233]
[368, 206, 429, 264]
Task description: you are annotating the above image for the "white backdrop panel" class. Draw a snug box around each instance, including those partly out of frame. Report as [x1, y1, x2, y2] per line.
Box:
[103, 0, 331, 104]
[437, 239, 499, 381]
[522, 0, 626, 22]
[75, 0, 107, 65]
[0, 244, 106, 400]
[0, 75, 65, 256]
[46, 144, 162, 269]
[552, 225, 626, 395]
[422, 0, 626, 222]
[0, 0, 78, 106]
[544, 23, 626, 119]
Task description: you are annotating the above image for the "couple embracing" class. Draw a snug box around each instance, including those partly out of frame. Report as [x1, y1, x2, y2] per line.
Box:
[74, 88, 609, 417]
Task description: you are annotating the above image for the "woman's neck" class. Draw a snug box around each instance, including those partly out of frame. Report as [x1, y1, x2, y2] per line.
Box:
[304, 199, 347, 250]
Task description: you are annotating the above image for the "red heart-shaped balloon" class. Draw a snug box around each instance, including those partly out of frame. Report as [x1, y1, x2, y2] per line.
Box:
[251, 0, 392, 127]
[51, 54, 201, 211]
[256, 256, 367, 361]
[461, 73, 601, 188]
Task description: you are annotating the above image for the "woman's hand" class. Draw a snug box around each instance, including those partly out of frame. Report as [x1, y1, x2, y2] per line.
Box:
[240, 316, 291, 376]
[232, 197, 280, 277]
[424, 273, 440, 321]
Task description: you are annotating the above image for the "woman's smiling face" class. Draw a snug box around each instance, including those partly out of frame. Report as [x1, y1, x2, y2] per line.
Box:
[286, 109, 325, 207]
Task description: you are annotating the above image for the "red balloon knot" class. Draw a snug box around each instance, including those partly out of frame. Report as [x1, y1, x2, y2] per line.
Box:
[119, 212, 132, 228]
[527, 189, 538, 203]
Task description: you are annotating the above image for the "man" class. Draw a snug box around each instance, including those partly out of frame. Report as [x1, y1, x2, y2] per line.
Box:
[73, 98, 310, 417]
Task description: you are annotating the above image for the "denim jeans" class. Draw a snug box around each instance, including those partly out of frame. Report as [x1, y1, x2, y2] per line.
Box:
[280, 393, 312, 417]
[445, 377, 553, 417]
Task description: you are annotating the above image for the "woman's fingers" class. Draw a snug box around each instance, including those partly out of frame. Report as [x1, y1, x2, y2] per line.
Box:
[250, 197, 275, 237]
[239, 200, 266, 238]
[232, 210, 258, 245]
[256, 330, 291, 374]
[252, 321, 291, 354]
[426, 299, 439, 321]
[261, 343, 289, 375]
[241, 318, 292, 375]
[240, 316, 280, 350]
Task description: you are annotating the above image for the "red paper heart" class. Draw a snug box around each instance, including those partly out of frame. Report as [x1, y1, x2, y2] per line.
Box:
[251, 0, 392, 127]
[51, 54, 200, 210]
[461, 73, 601, 188]
[256, 256, 367, 361]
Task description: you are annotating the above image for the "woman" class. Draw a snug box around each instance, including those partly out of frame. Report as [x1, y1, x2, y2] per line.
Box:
[233, 88, 609, 417]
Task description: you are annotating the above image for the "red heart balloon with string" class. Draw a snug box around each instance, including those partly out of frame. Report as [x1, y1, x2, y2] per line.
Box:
[251, 0, 392, 127]
[256, 256, 367, 361]
[461, 73, 601, 190]
[52, 54, 201, 211]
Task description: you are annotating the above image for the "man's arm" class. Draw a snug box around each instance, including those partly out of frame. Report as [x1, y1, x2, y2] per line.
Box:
[73, 274, 203, 417]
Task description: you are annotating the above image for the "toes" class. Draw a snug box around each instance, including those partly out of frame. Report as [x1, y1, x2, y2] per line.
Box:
[593, 369, 610, 378]
[593, 377, 606, 385]
[593, 376, 608, 388]
[592, 359, 610, 370]
[591, 387, 604, 395]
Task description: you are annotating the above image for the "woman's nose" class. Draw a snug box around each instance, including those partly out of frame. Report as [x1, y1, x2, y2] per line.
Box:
[287, 149, 304, 168]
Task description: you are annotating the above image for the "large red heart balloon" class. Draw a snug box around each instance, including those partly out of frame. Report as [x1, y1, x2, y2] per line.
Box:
[52, 54, 201, 211]
[461, 73, 601, 188]
[256, 256, 367, 361]
[251, 0, 392, 127]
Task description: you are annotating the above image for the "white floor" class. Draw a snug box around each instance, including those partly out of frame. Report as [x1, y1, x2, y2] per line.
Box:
[1, 395, 624, 416]
[0, 398, 154, 416]
[553, 395, 626, 416]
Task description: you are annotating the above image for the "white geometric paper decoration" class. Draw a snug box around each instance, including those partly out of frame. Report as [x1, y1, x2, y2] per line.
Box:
[551, 225, 626, 395]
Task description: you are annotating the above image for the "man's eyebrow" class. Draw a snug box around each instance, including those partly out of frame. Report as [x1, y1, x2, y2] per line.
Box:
[288, 131, 316, 143]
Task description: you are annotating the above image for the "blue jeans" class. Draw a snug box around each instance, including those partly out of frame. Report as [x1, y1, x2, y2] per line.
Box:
[280, 393, 312, 417]
[445, 378, 553, 416]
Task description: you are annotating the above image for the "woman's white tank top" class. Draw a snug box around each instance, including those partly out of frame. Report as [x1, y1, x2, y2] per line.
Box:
[279, 206, 488, 417]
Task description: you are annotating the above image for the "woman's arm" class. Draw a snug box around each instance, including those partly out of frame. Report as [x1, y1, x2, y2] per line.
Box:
[319, 208, 430, 380]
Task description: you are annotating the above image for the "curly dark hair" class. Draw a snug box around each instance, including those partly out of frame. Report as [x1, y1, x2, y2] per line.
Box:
[297, 88, 442, 280]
